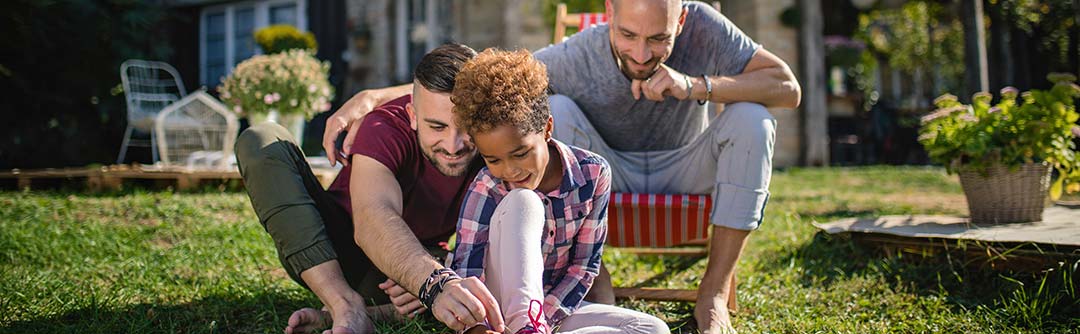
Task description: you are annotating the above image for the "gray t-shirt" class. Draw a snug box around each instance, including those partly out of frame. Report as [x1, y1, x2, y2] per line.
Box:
[535, 1, 759, 152]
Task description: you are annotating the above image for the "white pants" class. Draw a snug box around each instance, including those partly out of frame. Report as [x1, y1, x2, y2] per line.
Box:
[485, 189, 670, 334]
[550, 95, 776, 231]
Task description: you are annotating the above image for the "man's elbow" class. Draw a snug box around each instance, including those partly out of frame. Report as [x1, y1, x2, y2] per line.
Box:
[767, 67, 801, 109]
[783, 79, 802, 109]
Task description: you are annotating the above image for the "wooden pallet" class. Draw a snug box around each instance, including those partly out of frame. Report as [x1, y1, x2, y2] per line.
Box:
[1, 164, 339, 191]
[849, 233, 1080, 272]
[815, 210, 1080, 272]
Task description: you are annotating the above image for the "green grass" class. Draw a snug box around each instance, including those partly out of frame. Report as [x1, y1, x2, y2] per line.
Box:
[1, 166, 1077, 333]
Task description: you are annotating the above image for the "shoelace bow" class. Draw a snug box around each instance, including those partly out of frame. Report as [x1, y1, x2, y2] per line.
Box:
[526, 299, 548, 334]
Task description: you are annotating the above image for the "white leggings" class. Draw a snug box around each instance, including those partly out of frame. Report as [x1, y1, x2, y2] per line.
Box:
[485, 189, 670, 334]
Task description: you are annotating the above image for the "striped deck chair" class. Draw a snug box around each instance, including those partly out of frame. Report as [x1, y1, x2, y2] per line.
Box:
[607, 193, 736, 312]
[553, 3, 736, 311]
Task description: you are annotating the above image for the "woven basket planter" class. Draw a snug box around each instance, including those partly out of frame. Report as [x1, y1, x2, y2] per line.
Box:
[958, 162, 1051, 224]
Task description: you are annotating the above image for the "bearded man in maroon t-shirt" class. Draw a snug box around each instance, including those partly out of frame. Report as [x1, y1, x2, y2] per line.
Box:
[236, 44, 506, 334]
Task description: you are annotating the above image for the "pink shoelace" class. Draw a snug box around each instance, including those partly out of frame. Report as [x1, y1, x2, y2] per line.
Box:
[516, 300, 549, 334]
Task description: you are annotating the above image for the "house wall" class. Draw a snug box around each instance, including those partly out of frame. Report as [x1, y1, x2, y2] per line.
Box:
[719, 0, 802, 167]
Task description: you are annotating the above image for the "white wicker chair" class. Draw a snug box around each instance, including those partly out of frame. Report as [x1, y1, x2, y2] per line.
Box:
[118, 60, 187, 164]
[154, 90, 239, 170]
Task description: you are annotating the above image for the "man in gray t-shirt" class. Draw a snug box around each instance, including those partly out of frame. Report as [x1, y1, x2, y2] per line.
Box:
[535, 1, 760, 152]
[534, 1, 800, 333]
[323, 1, 800, 332]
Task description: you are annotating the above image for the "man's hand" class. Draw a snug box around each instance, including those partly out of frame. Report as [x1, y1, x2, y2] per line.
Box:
[379, 279, 426, 318]
[430, 277, 505, 332]
[323, 90, 380, 167]
[322, 84, 412, 167]
[631, 64, 692, 102]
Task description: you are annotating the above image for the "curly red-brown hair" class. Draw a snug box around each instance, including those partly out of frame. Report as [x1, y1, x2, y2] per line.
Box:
[451, 48, 550, 135]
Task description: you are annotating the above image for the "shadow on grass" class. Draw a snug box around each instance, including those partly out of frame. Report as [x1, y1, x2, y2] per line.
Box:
[0, 290, 448, 334]
[756, 228, 1080, 332]
[630, 254, 705, 289]
[2, 291, 307, 334]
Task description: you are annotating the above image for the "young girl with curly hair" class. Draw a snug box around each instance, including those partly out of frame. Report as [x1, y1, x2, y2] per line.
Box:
[448, 49, 669, 334]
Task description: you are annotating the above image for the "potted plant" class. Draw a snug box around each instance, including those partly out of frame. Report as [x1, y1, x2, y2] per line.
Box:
[217, 49, 333, 146]
[217, 25, 332, 146]
[918, 73, 1080, 224]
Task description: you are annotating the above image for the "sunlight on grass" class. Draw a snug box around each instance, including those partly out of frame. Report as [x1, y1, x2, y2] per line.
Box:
[1, 167, 1076, 333]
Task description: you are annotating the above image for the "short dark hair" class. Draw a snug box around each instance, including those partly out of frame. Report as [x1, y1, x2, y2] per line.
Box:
[414, 43, 478, 94]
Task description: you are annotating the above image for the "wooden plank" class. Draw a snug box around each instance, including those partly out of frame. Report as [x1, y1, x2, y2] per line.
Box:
[849, 233, 1080, 272]
[614, 287, 697, 302]
[100, 174, 122, 192]
[175, 175, 195, 191]
[1, 168, 96, 179]
[3, 164, 333, 191]
[614, 276, 739, 312]
[613, 247, 707, 256]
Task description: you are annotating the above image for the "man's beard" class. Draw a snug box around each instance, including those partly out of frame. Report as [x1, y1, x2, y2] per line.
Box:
[421, 146, 474, 177]
[615, 49, 662, 80]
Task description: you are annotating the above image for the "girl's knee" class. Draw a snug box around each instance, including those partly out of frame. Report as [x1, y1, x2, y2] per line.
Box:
[620, 312, 671, 334]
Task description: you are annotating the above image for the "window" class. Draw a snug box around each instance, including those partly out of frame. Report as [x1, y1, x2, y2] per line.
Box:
[393, 0, 453, 82]
[200, 0, 307, 88]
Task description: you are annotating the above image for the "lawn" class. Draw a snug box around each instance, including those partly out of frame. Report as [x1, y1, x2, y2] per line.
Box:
[1, 167, 1077, 333]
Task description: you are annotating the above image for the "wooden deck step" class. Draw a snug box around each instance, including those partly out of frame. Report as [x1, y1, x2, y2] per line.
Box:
[1, 164, 339, 191]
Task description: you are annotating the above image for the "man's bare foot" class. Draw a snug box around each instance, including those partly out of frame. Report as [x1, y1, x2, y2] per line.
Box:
[695, 296, 736, 334]
[285, 307, 331, 334]
[324, 298, 376, 334]
[463, 324, 499, 334]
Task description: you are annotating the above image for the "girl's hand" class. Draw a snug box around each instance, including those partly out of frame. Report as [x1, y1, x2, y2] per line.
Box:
[378, 279, 426, 318]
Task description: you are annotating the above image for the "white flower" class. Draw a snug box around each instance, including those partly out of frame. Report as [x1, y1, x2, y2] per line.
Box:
[264, 94, 274, 105]
[290, 99, 298, 107]
[308, 84, 317, 93]
[322, 87, 330, 96]
[233, 105, 242, 113]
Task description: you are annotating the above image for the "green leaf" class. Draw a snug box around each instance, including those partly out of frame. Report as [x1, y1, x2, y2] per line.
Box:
[1050, 174, 1064, 201]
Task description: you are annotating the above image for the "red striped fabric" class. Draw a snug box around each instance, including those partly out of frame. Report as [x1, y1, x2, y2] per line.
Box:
[607, 193, 711, 247]
[578, 13, 608, 30]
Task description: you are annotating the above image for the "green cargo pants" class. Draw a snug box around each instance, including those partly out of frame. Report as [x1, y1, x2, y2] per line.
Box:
[235, 122, 445, 306]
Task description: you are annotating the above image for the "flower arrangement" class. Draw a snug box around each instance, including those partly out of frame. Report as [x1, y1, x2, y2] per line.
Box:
[217, 49, 333, 120]
[254, 24, 317, 54]
[918, 73, 1080, 199]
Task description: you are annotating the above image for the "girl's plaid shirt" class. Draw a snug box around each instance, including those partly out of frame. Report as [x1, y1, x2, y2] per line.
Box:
[451, 139, 611, 325]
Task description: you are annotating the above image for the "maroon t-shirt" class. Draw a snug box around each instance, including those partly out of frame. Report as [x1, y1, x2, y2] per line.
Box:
[327, 95, 481, 245]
